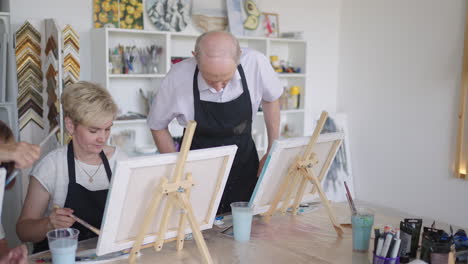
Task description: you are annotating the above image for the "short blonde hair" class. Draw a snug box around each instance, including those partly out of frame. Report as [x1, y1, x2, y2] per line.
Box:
[61, 81, 118, 126]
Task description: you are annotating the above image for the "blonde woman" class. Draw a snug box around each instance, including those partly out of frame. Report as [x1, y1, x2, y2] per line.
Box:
[17, 81, 127, 252]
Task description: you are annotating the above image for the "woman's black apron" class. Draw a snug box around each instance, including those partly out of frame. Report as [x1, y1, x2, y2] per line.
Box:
[188, 65, 259, 214]
[33, 141, 111, 252]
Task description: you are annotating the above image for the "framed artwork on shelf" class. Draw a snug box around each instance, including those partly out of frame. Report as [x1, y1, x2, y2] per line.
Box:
[262, 12, 279, 38]
[93, 0, 144, 29]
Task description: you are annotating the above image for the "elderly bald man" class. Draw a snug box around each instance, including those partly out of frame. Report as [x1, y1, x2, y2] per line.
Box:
[147, 31, 281, 214]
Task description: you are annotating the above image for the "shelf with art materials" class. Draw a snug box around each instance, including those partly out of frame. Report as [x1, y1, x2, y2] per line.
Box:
[92, 28, 308, 156]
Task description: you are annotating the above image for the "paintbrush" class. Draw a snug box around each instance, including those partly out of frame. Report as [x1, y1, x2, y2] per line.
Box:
[344, 181, 357, 215]
[53, 205, 101, 235]
[39, 126, 59, 147]
[6, 126, 60, 186]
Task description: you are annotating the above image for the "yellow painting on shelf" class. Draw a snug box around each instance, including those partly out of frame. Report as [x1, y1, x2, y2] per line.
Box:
[94, 0, 143, 30]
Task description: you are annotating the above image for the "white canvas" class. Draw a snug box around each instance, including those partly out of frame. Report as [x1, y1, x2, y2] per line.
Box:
[96, 145, 237, 256]
[249, 132, 344, 215]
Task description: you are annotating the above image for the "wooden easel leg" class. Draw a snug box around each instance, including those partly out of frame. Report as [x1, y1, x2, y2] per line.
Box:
[176, 173, 193, 251]
[154, 193, 176, 251]
[309, 140, 342, 196]
[128, 178, 167, 264]
[263, 160, 299, 222]
[291, 175, 309, 215]
[176, 209, 187, 251]
[177, 192, 214, 264]
[279, 170, 300, 214]
[305, 168, 343, 237]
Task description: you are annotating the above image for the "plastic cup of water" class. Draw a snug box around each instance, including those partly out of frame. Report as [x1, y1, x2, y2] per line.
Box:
[230, 202, 254, 242]
[47, 228, 79, 264]
[351, 207, 375, 252]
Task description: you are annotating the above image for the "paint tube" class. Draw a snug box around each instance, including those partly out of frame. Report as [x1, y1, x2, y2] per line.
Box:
[399, 221, 413, 263]
[404, 218, 423, 258]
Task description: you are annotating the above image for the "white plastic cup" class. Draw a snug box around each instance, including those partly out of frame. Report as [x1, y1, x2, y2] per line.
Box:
[47, 228, 79, 264]
[230, 202, 253, 242]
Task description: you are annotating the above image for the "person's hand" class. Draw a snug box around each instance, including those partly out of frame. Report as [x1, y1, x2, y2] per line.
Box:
[48, 207, 75, 230]
[6, 142, 40, 168]
[0, 244, 28, 264]
[257, 154, 268, 177]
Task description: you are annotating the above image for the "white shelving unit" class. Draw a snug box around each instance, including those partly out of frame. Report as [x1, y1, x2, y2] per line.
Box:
[91, 28, 307, 156]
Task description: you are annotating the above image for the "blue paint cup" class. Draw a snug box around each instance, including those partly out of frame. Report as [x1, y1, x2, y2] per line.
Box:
[230, 202, 253, 242]
[47, 228, 79, 264]
[351, 207, 374, 252]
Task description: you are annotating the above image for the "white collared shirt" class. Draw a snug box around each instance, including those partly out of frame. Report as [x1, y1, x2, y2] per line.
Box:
[147, 48, 282, 130]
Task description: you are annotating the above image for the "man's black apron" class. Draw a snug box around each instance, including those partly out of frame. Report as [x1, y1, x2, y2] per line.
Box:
[33, 141, 111, 252]
[189, 65, 259, 214]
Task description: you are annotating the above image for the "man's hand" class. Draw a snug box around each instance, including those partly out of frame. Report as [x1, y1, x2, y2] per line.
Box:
[0, 245, 28, 264]
[1, 142, 40, 168]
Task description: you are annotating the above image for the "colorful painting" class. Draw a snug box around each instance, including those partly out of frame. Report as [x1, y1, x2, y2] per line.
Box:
[146, 0, 191, 32]
[94, 0, 143, 29]
[262, 12, 279, 38]
[226, 0, 266, 37]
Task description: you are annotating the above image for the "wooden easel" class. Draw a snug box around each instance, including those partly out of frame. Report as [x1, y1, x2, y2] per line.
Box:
[128, 121, 213, 264]
[262, 111, 344, 237]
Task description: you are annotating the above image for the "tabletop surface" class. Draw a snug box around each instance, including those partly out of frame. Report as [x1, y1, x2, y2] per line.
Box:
[29, 202, 438, 264]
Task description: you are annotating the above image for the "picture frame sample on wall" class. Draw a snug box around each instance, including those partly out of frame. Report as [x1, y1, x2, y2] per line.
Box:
[262, 12, 279, 38]
[146, 0, 191, 32]
[93, 0, 144, 29]
[96, 145, 237, 255]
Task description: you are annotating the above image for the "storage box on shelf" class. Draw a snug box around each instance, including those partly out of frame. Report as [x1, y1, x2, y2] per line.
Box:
[91, 28, 307, 156]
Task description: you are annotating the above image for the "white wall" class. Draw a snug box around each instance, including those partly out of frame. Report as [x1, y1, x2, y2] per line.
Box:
[257, 0, 341, 134]
[338, 0, 468, 228]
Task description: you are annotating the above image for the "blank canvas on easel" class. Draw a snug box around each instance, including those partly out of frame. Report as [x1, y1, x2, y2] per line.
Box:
[249, 132, 344, 215]
[96, 145, 237, 256]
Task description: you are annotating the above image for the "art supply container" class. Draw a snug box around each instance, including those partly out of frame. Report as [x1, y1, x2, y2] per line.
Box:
[47, 228, 79, 264]
[230, 202, 253, 242]
[373, 254, 400, 264]
[351, 207, 375, 252]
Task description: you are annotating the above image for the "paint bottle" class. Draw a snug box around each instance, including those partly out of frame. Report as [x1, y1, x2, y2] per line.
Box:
[288, 86, 300, 109]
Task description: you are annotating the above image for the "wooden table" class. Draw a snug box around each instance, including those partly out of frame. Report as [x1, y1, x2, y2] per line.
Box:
[29, 202, 415, 264]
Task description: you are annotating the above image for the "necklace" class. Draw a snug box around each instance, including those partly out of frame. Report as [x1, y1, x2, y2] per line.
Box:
[76, 161, 102, 183]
